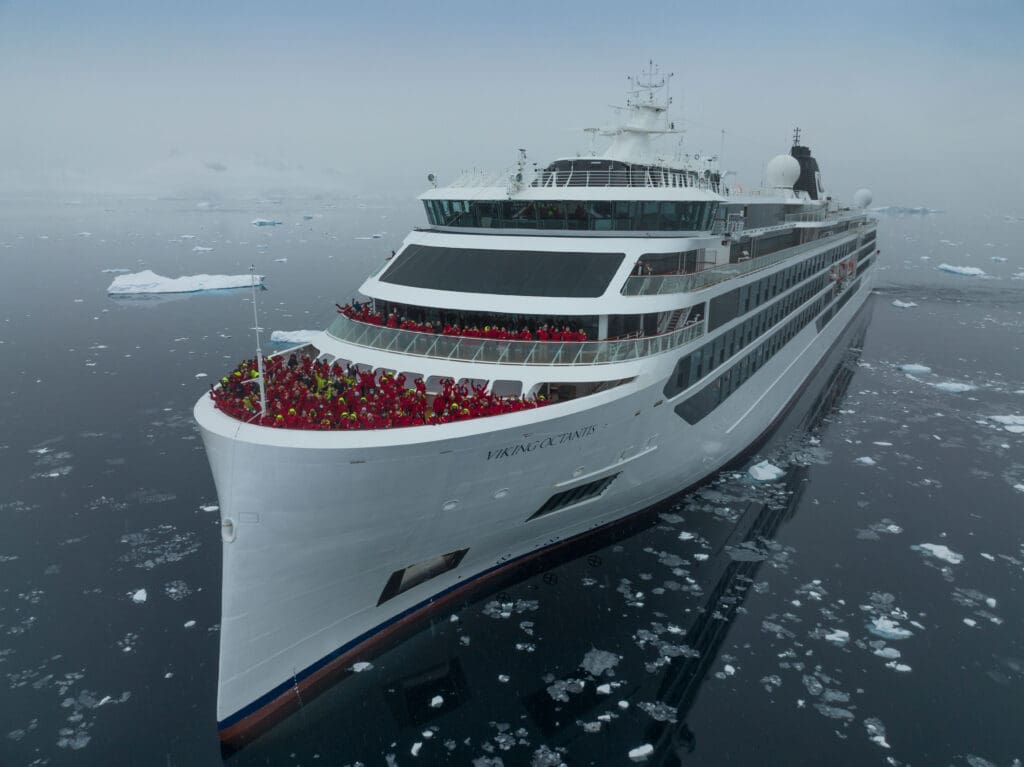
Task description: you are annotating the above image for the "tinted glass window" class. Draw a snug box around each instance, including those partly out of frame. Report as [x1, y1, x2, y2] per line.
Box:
[380, 244, 624, 297]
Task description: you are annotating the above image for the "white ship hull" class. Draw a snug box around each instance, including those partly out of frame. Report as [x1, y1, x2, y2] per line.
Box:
[195, 273, 874, 746]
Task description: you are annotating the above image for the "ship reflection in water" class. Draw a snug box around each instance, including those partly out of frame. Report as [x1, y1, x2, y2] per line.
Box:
[229, 302, 872, 765]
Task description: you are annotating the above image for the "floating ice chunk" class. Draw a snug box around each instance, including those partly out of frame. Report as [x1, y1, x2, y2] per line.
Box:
[252, 218, 283, 226]
[868, 616, 912, 640]
[864, 717, 891, 749]
[184, 620, 196, 628]
[411, 742, 422, 756]
[273, 257, 288, 263]
[107, 270, 264, 295]
[429, 694, 444, 708]
[873, 646, 901, 659]
[855, 456, 876, 466]
[899, 363, 931, 375]
[194, 373, 207, 379]
[723, 664, 736, 676]
[749, 460, 785, 481]
[930, 381, 978, 393]
[885, 661, 912, 672]
[824, 629, 850, 645]
[628, 744, 654, 761]
[199, 504, 219, 512]
[192, 246, 213, 253]
[872, 441, 893, 447]
[269, 329, 321, 344]
[963, 618, 977, 627]
[891, 300, 918, 308]
[101, 268, 130, 273]
[677, 531, 695, 541]
[1014, 484, 1024, 493]
[988, 415, 1024, 434]
[938, 263, 985, 276]
[580, 648, 620, 677]
[130, 588, 147, 604]
[913, 543, 963, 564]
[498, 674, 510, 683]
[596, 683, 612, 694]
[351, 661, 372, 672]
[991, 256, 1008, 262]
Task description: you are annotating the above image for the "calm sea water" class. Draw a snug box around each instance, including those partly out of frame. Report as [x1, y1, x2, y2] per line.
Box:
[1, 199, 1021, 767]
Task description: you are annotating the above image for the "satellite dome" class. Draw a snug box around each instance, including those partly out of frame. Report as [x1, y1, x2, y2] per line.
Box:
[853, 188, 873, 209]
[765, 154, 801, 188]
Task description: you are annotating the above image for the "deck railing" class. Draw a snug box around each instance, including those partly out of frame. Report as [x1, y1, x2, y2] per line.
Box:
[325, 315, 705, 366]
[621, 228, 865, 296]
[532, 168, 723, 193]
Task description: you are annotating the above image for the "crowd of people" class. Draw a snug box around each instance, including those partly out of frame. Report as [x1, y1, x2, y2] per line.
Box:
[337, 302, 589, 342]
[210, 353, 550, 430]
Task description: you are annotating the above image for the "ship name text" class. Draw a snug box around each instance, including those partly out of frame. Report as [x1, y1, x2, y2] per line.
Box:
[486, 425, 598, 461]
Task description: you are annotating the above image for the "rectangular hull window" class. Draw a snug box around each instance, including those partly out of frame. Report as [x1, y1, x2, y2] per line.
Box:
[529, 473, 620, 521]
[378, 548, 469, 606]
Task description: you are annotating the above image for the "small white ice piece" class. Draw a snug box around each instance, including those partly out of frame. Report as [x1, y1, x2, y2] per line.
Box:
[723, 664, 736, 676]
[199, 504, 219, 512]
[749, 460, 784, 481]
[868, 616, 912, 640]
[131, 588, 147, 604]
[430, 694, 444, 708]
[351, 661, 372, 672]
[184, 620, 196, 628]
[192, 246, 213, 253]
[824, 629, 850, 645]
[597, 683, 612, 694]
[677, 531, 695, 541]
[410, 742, 422, 756]
[628, 744, 654, 761]
[891, 300, 918, 308]
[855, 456, 876, 466]
[963, 618, 977, 627]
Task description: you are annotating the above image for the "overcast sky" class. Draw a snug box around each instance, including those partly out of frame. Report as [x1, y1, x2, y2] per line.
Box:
[2, 0, 1021, 210]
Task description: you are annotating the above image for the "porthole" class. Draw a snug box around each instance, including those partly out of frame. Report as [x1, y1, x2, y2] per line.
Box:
[221, 518, 237, 543]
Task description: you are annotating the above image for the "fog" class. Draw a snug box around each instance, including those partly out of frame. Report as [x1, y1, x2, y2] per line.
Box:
[2, 0, 1021, 212]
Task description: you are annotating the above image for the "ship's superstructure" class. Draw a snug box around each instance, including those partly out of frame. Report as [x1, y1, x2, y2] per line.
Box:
[194, 64, 879, 748]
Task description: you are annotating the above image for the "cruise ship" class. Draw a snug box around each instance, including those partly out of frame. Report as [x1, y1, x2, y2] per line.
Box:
[194, 65, 879, 749]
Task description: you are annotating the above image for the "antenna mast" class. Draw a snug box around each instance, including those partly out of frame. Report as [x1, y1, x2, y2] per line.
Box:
[249, 265, 267, 419]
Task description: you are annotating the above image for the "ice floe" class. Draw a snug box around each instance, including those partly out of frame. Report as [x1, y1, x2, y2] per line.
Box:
[107, 270, 264, 295]
[429, 694, 444, 708]
[823, 629, 850, 645]
[269, 329, 320, 344]
[192, 246, 213, 253]
[864, 717, 891, 748]
[930, 381, 978, 393]
[938, 263, 985, 276]
[891, 300, 917, 308]
[988, 415, 1024, 434]
[899, 363, 932, 375]
[855, 456, 876, 466]
[912, 543, 964, 564]
[252, 218, 283, 226]
[579, 648, 620, 677]
[749, 460, 785, 481]
[867, 616, 913, 640]
[130, 588, 147, 604]
[101, 268, 130, 274]
[351, 661, 372, 672]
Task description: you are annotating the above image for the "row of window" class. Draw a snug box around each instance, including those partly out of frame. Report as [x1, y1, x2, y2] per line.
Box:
[664, 271, 831, 397]
[422, 199, 720, 232]
[709, 238, 859, 332]
[674, 274, 868, 426]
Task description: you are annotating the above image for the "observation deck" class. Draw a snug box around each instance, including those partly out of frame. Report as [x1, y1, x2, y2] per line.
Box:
[325, 314, 705, 366]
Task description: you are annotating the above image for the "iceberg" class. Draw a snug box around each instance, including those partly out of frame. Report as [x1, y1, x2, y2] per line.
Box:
[270, 330, 321, 345]
[749, 460, 784, 481]
[891, 300, 918, 308]
[107, 270, 263, 295]
[252, 218, 283, 227]
[938, 263, 985, 276]
[867, 616, 912, 640]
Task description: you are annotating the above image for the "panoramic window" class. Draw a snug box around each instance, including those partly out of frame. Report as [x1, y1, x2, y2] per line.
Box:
[380, 244, 624, 297]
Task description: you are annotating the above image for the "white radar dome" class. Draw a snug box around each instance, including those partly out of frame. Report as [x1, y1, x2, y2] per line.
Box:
[765, 154, 801, 188]
[853, 188, 873, 209]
